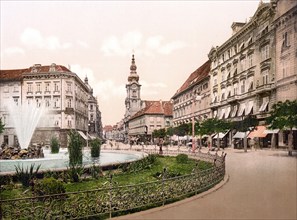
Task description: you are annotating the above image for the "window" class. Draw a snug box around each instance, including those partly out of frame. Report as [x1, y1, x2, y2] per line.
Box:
[248, 53, 253, 68]
[282, 60, 289, 78]
[261, 44, 270, 61]
[90, 114, 94, 121]
[262, 69, 269, 85]
[67, 98, 72, 108]
[45, 98, 50, 107]
[13, 84, 18, 92]
[45, 83, 50, 92]
[54, 97, 60, 108]
[282, 32, 290, 49]
[13, 97, 19, 105]
[36, 83, 41, 93]
[67, 83, 72, 92]
[36, 99, 41, 107]
[240, 58, 246, 72]
[221, 70, 225, 82]
[132, 90, 136, 97]
[241, 80, 245, 94]
[68, 120, 72, 128]
[28, 84, 32, 93]
[54, 83, 59, 92]
[213, 76, 217, 86]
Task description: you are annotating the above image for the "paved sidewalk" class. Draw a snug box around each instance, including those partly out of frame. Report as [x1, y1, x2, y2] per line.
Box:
[113, 147, 297, 220]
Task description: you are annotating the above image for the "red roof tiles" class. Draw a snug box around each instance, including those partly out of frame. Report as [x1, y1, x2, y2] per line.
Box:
[130, 100, 173, 120]
[0, 64, 72, 81]
[172, 60, 211, 98]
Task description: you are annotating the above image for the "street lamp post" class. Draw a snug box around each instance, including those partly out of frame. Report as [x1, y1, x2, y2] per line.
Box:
[192, 94, 202, 153]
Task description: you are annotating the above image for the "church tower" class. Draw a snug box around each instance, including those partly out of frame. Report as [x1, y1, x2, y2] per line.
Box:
[125, 54, 142, 118]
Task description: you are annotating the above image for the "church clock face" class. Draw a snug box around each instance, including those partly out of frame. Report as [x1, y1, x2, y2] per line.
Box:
[131, 84, 137, 89]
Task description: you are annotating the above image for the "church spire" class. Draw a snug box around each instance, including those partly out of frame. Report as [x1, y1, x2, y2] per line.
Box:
[128, 54, 139, 82]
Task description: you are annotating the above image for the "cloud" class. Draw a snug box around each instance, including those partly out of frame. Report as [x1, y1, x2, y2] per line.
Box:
[101, 32, 187, 56]
[101, 31, 142, 56]
[2, 47, 25, 56]
[70, 64, 95, 83]
[77, 40, 89, 48]
[20, 28, 72, 50]
[93, 80, 126, 101]
[141, 80, 168, 97]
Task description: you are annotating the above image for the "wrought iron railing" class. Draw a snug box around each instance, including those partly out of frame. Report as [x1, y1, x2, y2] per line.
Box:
[0, 150, 226, 219]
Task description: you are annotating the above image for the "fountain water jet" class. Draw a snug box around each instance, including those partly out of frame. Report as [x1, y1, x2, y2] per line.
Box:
[6, 100, 46, 149]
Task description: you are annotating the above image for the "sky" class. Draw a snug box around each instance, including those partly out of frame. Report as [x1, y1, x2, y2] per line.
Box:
[0, 0, 267, 126]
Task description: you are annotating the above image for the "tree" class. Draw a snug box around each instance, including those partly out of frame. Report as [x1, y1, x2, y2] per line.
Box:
[0, 118, 5, 135]
[68, 130, 83, 166]
[232, 115, 258, 152]
[200, 118, 231, 150]
[266, 100, 297, 156]
[152, 128, 166, 154]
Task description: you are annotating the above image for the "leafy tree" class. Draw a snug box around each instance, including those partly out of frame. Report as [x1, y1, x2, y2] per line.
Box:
[175, 123, 190, 137]
[152, 128, 166, 154]
[0, 118, 5, 135]
[50, 136, 60, 154]
[266, 100, 297, 156]
[68, 130, 83, 166]
[232, 115, 258, 152]
[200, 118, 231, 150]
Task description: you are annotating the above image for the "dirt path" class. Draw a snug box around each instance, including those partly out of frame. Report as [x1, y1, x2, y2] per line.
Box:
[114, 148, 297, 219]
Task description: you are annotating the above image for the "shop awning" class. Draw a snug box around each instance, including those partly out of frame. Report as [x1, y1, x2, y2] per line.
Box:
[219, 108, 225, 119]
[233, 131, 249, 139]
[264, 129, 280, 134]
[248, 126, 267, 138]
[245, 101, 254, 115]
[225, 106, 231, 119]
[212, 130, 230, 139]
[237, 103, 245, 116]
[259, 101, 269, 112]
[77, 130, 88, 140]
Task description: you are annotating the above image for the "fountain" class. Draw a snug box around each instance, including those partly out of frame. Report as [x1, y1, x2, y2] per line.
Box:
[6, 100, 45, 149]
[0, 100, 147, 174]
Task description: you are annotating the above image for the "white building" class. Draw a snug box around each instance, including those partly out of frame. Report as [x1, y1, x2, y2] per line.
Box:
[0, 63, 101, 147]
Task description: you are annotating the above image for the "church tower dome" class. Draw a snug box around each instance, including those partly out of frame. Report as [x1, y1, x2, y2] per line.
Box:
[128, 54, 139, 82]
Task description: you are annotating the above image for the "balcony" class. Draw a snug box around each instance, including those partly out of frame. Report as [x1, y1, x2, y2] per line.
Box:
[65, 107, 74, 114]
[255, 83, 274, 95]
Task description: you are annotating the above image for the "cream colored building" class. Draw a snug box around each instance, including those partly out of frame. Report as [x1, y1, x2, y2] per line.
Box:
[208, 2, 276, 124]
[171, 60, 211, 126]
[0, 63, 101, 147]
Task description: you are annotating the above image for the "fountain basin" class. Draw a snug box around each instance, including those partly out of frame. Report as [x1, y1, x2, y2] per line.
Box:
[0, 149, 147, 175]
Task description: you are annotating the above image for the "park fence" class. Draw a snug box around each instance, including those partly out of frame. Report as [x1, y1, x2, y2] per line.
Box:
[0, 150, 226, 219]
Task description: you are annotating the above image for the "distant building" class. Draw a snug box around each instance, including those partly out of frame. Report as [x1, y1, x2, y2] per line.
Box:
[0, 63, 102, 147]
[123, 55, 173, 143]
[171, 60, 211, 126]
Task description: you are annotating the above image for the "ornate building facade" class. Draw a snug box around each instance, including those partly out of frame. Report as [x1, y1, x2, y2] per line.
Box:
[171, 60, 211, 126]
[0, 63, 102, 147]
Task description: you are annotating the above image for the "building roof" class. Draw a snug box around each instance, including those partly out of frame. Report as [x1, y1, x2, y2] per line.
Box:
[172, 60, 211, 99]
[0, 68, 28, 81]
[130, 100, 173, 120]
[103, 125, 113, 132]
[0, 64, 72, 81]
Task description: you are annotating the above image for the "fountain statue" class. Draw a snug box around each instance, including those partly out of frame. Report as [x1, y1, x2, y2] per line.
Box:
[0, 100, 45, 159]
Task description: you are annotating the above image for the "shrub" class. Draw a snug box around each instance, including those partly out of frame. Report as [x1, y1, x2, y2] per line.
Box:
[14, 164, 41, 187]
[176, 154, 189, 164]
[50, 136, 60, 154]
[90, 138, 101, 157]
[34, 177, 65, 196]
[68, 130, 83, 166]
[67, 164, 85, 182]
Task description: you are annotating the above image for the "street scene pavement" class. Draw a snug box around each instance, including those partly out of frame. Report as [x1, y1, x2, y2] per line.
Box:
[111, 144, 297, 219]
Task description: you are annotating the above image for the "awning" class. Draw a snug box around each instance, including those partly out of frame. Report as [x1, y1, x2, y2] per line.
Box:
[237, 103, 245, 116]
[231, 105, 238, 118]
[77, 130, 88, 140]
[245, 101, 254, 115]
[219, 108, 225, 119]
[248, 126, 267, 138]
[233, 131, 249, 139]
[264, 129, 280, 134]
[225, 106, 231, 119]
[259, 101, 269, 112]
[212, 130, 230, 139]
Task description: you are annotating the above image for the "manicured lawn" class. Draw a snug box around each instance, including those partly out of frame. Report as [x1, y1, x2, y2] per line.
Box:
[0, 155, 213, 200]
